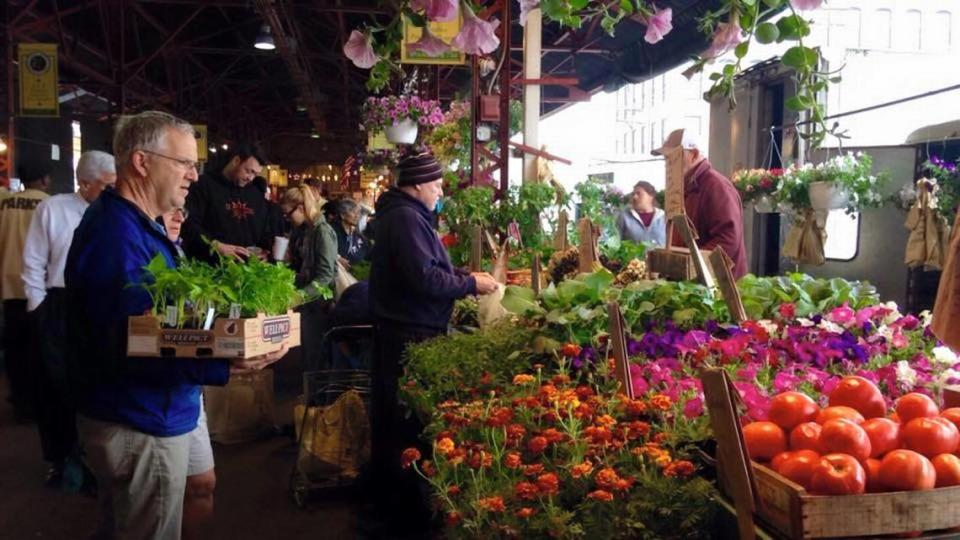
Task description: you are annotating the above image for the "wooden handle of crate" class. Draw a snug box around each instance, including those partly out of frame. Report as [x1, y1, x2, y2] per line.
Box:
[671, 215, 716, 289]
[702, 368, 758, 540]
[607, 302, 633, 400]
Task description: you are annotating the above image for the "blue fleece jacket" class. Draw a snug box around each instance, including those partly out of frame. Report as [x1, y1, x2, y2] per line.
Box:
[369, 188, 476, 331]
[65, 190, 230, 436]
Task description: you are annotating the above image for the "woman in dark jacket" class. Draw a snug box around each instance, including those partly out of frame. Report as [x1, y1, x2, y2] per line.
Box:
[333, 198, 370, 268]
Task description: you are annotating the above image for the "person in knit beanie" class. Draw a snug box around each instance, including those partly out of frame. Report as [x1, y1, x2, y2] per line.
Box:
[366, 148, 497, 534]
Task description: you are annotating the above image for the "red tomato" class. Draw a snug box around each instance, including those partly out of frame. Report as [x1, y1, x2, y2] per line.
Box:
[809, 453, 867, 495]
[771, 451, 794, 472]
[895, 393, 939, 424]
[933, 454, 960, 487]
[889, 412, 901, 423]
[861, 418, 901, 458]
[901, 417, 960, 457]
[769, 392, 820, 431]
[789, 422, 823, 452]
[743, 422, 788, 461]
[819, 419, 872, 462]
[863, 458, 884, 493]
[779, 450, 820, 489]
[829, 376, 887, 419]
[878, 449, 936, 491]
[941, 407, 960, 431]
[816, 406, 865, 425]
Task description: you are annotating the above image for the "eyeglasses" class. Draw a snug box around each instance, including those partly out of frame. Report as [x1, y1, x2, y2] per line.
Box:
[173, 207, 189, 220]
[283, 205, 300, 220]
[140, 149, 201, 174]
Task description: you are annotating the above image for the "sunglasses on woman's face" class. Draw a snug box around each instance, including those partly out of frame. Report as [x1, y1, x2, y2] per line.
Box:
[283, 206, 300, 220]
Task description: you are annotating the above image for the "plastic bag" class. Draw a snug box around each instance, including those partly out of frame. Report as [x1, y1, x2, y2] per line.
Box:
[334, 260, 358, 300]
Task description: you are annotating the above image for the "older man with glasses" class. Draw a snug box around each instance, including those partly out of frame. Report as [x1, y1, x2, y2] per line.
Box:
[64, 111, 287, 539]
[21, 150, 115, 488]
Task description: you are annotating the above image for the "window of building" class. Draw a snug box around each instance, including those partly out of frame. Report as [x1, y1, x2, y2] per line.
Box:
[630, 129, 637, 154]
[930, 10, 952, 49]
[660, 119, 667, 144]
[684, 116, 701, 137]
[71, 121, 82, 192]
[863, 9, 891, 49]
[661, 74, 668, 100]
[649, 122, 657, 151]
[623, 132, 629, 154]
[823, 210, 860, 261]
[899, 10, 922, 50]
[649, 81, 656, 108]
[615, 139, 621, 155]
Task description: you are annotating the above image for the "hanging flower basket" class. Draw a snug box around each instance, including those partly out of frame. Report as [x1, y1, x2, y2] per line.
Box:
[808, 181, 849, 211]
[754, 194, 777, 213]
[385, 118, 419, 144]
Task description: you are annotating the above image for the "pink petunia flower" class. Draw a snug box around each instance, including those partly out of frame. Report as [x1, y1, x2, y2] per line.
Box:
[411, 0, 459, 22]
[790, 0, 822, 10]
[828, 303, 855, 326]
[407, 26, 451, 57]
[778, 303, 796, 319]
[642, 6, 673, 45]
[451, 4, 500, 55]
[630, 364, 649, 396]
[518, 0, 540, 27]
[702, 21, 742, 59]
[683, 395, 704, 419]
[343, 30, 379, 69]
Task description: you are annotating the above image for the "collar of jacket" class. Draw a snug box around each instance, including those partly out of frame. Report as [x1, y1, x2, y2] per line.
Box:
[104, 189, 176, 243]
[684, 159, 713, 193]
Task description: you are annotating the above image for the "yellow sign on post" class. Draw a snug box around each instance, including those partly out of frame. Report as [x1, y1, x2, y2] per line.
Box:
[400, 18, 465, 65]
[19, 44, 59, 117]
[193, 124, 208, 162]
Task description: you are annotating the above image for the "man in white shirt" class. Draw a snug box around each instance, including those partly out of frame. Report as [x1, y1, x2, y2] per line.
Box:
[21, 150, 115, 485]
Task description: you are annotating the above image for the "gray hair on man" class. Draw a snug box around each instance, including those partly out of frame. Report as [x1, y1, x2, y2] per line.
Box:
[76, 150, 116, 182]
[336, 198, 359, 216]
[113, 111, 195, 174]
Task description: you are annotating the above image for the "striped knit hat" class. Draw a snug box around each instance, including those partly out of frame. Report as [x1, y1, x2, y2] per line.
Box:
[396, 150, 443, 187]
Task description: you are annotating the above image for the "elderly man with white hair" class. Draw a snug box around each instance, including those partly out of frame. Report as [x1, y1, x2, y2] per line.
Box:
[21, 150, 116, 487]
[64, 111, 287, 539]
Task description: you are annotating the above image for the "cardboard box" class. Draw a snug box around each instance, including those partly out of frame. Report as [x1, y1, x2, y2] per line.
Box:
[127, 310, 301, 359]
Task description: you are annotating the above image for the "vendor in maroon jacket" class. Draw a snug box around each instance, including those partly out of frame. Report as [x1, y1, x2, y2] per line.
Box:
[652, 128, 748, 278]
[368, 150, 498, 534]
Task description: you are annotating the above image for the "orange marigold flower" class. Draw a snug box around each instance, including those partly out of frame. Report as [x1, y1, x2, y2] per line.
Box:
[652, 432, 669, 444]
[664, 460, 696, 478]
[587, 490, 614, 502]
[574, 385, 595, 400]
[539, 384, 558, 399]
[615, 477, 634, 491]
[479, 372, 493, 385]
[595, 468, 621, 491]
[513, 374, 536, 385]
[584, 426, 613, 445]
[536, 473, 560, 496]
[628, 421, 652, 439]
[573, 403, 595, 419]
[504, 452, 522, 469]
[571, 461, 594, 479]
[527, 436, 548, 454]
[557, 389, 580, 408]
[468, 450, 493, 469]
[650, 394, 672, 411]
[515, 507, 536, 519]
[506, 423, 526, 440]
[523, 463, 545, 477]
[447, 448, 466, 466]
[542, 428, 565, 444]
[551, 373, 572, 386]
[626, 400, 648, 416]
[436, 437, 455, 456]
[607, 358, 617, 371]
[446, 512, 462, 526]
[422, 460, 437, 477]
[655, 453, 673, 468]
[596, 414, 617, 428]
[447, 485, 461, 496]
[400, 447, 421, 469]
[514, 481, 540, 500]
[486, 407, 514, 427]
[561, 343, 582, 357]
[478, 496, 506, 513]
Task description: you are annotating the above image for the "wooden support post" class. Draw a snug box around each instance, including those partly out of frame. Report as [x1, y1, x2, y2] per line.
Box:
[522, 6, 541, 184]
[607, 302, 633, 399]
[532, 253, 542, 295]
[554, 209, 569, 251]
[710, 247, 747, 323]
[577, 218, 598, 274]
[672, 215, 715, 289]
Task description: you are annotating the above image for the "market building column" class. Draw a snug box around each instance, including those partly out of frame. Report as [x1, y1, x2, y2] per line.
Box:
[522, 7, 541, 184]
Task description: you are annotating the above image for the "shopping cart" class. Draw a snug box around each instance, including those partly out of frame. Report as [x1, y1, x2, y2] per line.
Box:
[288, 326, 374, 509]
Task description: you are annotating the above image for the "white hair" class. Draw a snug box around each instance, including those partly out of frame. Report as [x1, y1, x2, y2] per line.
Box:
[76, 150, 115, 183]
[113, 110, 195, 174]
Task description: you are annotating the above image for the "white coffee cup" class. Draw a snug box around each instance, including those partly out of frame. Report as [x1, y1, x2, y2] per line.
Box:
[272, 236, 289, 261]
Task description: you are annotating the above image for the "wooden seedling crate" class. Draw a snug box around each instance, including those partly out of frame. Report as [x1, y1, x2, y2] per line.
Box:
[127, 310, 301, 359]
[647, 247, 713, 282]
[704, 368, 960, 539]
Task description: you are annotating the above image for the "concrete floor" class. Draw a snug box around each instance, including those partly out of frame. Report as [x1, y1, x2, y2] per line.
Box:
[0, 352, 366, 540]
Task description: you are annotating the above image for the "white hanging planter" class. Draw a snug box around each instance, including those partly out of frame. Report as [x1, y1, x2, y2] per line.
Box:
[384, 118, 419, 144]
[754, 194, 777, 213]
[808, 181, 849, 211]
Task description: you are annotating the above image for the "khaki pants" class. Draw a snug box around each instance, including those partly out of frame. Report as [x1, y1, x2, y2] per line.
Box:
[79, 416, 191, 540]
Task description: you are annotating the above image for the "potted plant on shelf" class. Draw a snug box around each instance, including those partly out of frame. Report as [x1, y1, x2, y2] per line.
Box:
[732, 168, 783, 213]
[361, 95, 444, 144]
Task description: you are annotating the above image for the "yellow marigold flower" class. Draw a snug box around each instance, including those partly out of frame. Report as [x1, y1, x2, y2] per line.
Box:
[596, 414, 616, 428]
[655, 453, 673, 468]
[436, 437, 455, 456]
[571, 462, 594, 479]
[650, 394, 672, 410]
[512, 374, 536, 385]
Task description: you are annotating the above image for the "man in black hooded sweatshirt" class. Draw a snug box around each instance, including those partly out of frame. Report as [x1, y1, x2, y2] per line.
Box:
[181, 143, 276, 262]
[368, 150, 497, 532]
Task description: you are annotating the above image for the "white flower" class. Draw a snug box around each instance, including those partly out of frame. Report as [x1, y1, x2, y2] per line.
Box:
[758, 320, 779, 336]
[797, 318, 815, 327]
[896, 360, 917, 388]
[938, 368, 960, 386]
[933, 346, 958, 366]
[920, 310, 933, 327]
[819, 319, 844, 334]
[878, 324, 895, 343]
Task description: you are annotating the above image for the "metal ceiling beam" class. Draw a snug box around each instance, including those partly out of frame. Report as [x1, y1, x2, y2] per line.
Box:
[123, 6, 204, 84]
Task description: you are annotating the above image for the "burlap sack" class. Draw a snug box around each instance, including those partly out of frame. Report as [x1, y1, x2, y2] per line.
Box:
[905, 182, 949, 270]
[204, 370, 276, 444]
[293, 389, 370, 479]
[782, 208, 826, 266]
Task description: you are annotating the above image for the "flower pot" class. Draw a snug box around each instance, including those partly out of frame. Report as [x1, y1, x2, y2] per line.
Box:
[754, 194, 776, 214]
[808, 181, 848, 211]
[385, 118, 419, 144]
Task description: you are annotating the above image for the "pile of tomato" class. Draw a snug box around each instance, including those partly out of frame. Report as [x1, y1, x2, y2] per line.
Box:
[742, 376, 960, 495]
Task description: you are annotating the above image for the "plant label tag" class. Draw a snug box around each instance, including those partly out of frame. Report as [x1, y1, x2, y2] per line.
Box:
[229, 303, 241, 320]
[164, 306, 178, 327]
[203, 307, 216, 330]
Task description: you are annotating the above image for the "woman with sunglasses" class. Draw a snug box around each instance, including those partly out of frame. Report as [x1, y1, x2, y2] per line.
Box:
[279, 185, 338, 368]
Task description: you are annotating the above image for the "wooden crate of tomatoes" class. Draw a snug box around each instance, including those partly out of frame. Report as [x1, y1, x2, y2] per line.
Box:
[704, 369, 960, 539]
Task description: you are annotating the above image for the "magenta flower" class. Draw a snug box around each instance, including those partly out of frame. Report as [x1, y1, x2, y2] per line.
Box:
[630, 364, 649, 396]
[683, 395, 705, 419]
[407, 26, 450, 57]
[642, 6, 673, 45]
[518, 0, 540, 27]
[778, 303, 796, 319]
[772, 371, 800, 393]
[343, 30, 379, 69]
[702, 21, 742, 59]
[828, 303, 855, 326]
[790, 0, 822, 10]
[451, 4, 500, 55]
[411, 0, 459, 22]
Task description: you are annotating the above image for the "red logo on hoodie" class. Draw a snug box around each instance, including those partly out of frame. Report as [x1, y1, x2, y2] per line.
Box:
[226, 200, 254, 220]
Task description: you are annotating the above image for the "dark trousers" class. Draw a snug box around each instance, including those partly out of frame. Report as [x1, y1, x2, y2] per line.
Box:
[3, 299, 33, 418]
[370, 323, 442, 529]
[31, 289, 78, 464]
[299, 299, 332, 371]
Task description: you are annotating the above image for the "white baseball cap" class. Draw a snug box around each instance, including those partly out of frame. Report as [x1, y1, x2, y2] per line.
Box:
[651, 128, 700, 156]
